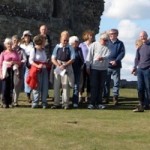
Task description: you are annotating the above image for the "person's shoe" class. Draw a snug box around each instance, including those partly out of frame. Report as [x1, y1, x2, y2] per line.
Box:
[87, 104, 94, 109]
[133, 105, 144, 112]
[73, 103, 78, 108]
[32, 105, 38, 109]
[13, 102, 19, 107]
[144, 105, 149, 110]
[43, 105, 47, 109]
[2, 104, 9, 108]
[97, 104, 106, 109]
[113, 96, 118, 105]
[51, 105, 61, 109]
[64, 106, 69, 110]
[103, 98, 109, 104]
[9, 104, 14, 108]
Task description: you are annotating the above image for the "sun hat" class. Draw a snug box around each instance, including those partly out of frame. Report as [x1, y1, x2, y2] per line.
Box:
[21, 30, 32, 38]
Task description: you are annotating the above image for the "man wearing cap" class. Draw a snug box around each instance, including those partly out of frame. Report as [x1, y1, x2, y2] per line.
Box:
[103, 29, 125, 105]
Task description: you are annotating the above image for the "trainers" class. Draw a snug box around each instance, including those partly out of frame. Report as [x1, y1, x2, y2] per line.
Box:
[133, 105, 144, 112]
[87, 104, 94, 109]
[32, 105, 38, 109]
[43, 105, 47, 109]
[73, 103, 78, 108]
[97, 104, 106, 109]
[13, 102, 19, 107]
[63, 106, 69, 110]
[51, 105, 61, 109]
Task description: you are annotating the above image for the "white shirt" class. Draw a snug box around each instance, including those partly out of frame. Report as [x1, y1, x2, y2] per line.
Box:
[20, 42, 34, 56]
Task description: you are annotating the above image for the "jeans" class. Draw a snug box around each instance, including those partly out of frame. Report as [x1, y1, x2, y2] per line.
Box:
[137, 68, 150, 106]
[104, 68, 120, 98]
[32, 68, 48, 107]
[72, 68, 81, 104]
[24, 67, 31, 93]
[90, 69, 107, 106]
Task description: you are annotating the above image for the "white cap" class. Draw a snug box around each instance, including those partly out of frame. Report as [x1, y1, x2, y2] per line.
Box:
[69, 36, 79, 45]
[4, 38, 12, 45]
[22, 30, 32, 38]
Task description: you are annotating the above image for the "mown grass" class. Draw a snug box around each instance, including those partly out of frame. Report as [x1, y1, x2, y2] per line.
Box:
[0, 88, 150, 150]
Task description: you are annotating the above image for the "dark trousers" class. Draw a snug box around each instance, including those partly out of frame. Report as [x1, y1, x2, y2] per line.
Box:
[90, 69, 107, 106]
[81, 64, 90, 94]
[1, 68, 14, 106]
[137, 68, 150, 106]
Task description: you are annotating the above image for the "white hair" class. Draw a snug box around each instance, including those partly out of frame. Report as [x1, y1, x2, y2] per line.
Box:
[69, 36, 79, 45]
[4, 38, 12, 45]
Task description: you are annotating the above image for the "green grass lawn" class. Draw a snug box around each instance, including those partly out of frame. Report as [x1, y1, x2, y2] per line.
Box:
[0, 88, 150, 150]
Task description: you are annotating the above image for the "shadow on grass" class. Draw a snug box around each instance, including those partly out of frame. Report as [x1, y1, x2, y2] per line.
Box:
[77, 97, 139, 110]
[14, 96, 139, 110]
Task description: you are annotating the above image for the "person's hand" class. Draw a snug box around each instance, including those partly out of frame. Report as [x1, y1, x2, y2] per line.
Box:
[131, 68, 137, 76]
[59, 64, 66, 70]
[38, 64, 43, 69]
[110, 60, 117, 66]
[95, 56, 103, 61]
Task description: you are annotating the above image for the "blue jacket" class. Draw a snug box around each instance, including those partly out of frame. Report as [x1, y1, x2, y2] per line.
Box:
[108, 39, 125, 68]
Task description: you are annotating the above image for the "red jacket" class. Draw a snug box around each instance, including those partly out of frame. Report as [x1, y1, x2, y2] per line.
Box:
[26, 65, 40, 89]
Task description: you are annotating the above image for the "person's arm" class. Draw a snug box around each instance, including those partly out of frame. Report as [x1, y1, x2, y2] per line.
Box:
[131, 48, 140, 74]
[51, 45, 62, 67]
[115, 42, 125, 62]
[86, 44, 94, 74]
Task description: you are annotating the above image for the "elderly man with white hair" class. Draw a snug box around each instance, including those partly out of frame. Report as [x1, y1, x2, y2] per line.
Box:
[69, 36, 84, 108]
[86, 32, 110, 109]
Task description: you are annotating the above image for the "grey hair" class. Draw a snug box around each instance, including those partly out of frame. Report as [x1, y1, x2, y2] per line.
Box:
[99, 32, 109, 40]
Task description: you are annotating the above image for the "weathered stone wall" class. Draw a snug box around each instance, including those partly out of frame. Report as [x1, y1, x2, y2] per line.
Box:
[0, 0, 104, 46]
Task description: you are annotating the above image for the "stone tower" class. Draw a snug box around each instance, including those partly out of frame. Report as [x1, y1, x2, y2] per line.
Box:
[0, 0, 104, 45]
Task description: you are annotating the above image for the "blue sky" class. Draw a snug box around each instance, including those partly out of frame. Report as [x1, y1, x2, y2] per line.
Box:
[97, 0, 150, 81]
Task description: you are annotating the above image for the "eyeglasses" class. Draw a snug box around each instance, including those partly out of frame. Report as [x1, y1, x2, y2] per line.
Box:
[109, 32, 117, 35]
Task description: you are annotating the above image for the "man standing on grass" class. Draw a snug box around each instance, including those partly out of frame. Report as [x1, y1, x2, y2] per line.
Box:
[103, 29, 125, 105]
[132, 31, 150, 112]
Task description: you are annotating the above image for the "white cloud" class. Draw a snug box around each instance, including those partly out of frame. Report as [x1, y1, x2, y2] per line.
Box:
[118, 19, 141, 43]
[100, 0, 150, 81]
[104, 0, 150, 19]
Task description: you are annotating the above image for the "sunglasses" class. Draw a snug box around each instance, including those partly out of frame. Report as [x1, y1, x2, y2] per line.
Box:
[109, 32, 117, 35]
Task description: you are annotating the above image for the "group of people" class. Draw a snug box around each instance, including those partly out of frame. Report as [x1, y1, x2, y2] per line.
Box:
[0, 25, 149, 112]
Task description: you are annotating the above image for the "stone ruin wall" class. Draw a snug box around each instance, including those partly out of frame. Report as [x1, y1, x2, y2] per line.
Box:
[0, 0, 104, 46]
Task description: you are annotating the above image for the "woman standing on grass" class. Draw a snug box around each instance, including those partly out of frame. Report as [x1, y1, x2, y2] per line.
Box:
[20, 30, 34, 103]
[28, 34, 49, 109]
[79, 30, 94, 103]
[0, 38, 21, 108]
[12, 35, 26, 106]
